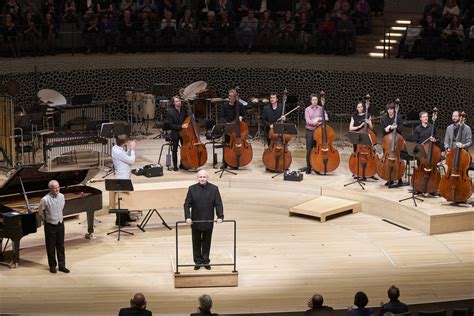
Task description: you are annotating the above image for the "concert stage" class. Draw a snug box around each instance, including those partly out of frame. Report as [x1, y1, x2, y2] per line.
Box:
[0, 135, 473, 315]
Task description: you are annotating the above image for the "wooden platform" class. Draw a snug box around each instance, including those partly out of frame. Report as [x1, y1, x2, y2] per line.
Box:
[174, 270, 239, 288]
[289, 195, 361, 222]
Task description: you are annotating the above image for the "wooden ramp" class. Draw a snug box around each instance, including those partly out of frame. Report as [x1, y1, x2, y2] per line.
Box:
[171, 256, 239, 288]
[289, 196, 361, 222]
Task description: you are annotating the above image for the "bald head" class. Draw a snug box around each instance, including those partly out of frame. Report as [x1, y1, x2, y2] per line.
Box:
[130, 293, 147, 309]
[197, 169, 209, 186]
[310, 294, 324, 309]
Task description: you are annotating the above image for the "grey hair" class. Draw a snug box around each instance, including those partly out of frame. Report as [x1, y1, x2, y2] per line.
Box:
[198, 294, 213, 312]
[197, 169, 209, 178]
[48, 180, 59, 188]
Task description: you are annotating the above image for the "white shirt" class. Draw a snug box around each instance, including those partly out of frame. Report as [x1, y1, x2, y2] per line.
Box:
[112, 145, 135, 179]
[38, 192, 65, 225]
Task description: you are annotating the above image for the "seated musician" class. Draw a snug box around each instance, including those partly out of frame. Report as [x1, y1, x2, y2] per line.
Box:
[304, 94, 328, 174]
[412, 111, 441, 195]
[221, 89, 245, 124]
[444, 110, 472, 152]
[262, 92, 285, 146]
[380, 103, 404, 187]
[112, 134, 136, 226]
[165, 96, 189, 171]
[349, 101, 374, 152]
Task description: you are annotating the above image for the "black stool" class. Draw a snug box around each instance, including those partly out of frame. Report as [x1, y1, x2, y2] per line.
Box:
[205, 131, 223, 168]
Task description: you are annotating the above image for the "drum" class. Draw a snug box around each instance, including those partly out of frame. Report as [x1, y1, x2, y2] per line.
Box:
[142, 94, 156, 120]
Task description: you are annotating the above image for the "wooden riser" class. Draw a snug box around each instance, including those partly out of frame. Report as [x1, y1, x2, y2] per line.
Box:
[174, 271, 239, 288]
[289, 195, 361, 222]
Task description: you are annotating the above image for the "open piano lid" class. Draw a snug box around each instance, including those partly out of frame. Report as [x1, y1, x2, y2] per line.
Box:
[0, 164, 94, 196]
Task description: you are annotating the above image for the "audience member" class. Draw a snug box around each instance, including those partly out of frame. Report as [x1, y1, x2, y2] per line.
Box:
[331, 0, 352, 20]
[296, 11, 313, 52]
[423, 0, 442, 24]
[118, 293, 152, 316]
[295, 0, 313, 18]
[199, 10, 217, 50]
[305, 293, 334, 316]
[397, 19, 422, 58]
[377, 285, 409, 316]
[2, 13, 21, 57]
[3, 0, 21, 22]
[314, 0, 332, 23]
[348, 291, 374, 316]
[159, 9, 177, 49]
[118, 9, 137, 53]
[136, 0, 158, 20]
[318, 13, 335, 53]
[442, 14, 464, 58]
[191, 294, 218, 316]
[84, 15, 100, 54]
[353, 0, 370, 33]
[101, 12, 118, 53]
[420, 14, 441, 59]
[258, 10, 276, 52]
[336, 13, 355, 55]
[237, 9, 258, 52]
[442, 0, 460, 25]
[179, 8, 197, 51]
[465, 25, 474, 61]
[63, 0, 79, 23]
[23, 11, 42, 56]
[278, 10, 296, 51]
[42, 12, 58, 55]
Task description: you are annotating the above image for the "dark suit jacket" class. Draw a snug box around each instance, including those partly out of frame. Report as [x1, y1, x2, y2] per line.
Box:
[118, 307, 152, 316]
[190, 312, 219, 316]
[165, 106, 188, 140]
[184, 182, 224, 231]
[305, 306, 334, 316]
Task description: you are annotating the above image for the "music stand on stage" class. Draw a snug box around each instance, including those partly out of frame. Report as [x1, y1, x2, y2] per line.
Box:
[215, 123, 238, 178]
[399, 142, 426, 207]
[344, 132, 373, 189]
[271, 123, 298, 179]
[207, 123, 225, 168]
[105, 179, 134, 240]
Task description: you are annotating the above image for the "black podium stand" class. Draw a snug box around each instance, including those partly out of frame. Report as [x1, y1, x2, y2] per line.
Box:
[215, 123, 238, 178]
[344, 132, 374, 190]
[399, 142, 426, 206]
[270, 123, 298, 179]
[105, 179, 135, 240]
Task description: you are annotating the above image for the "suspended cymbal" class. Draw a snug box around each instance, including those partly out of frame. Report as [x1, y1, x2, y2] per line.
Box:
[183, 81, 207, 99]
[37, 89, 67, 107]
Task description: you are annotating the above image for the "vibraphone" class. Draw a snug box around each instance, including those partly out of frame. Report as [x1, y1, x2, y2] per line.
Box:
[50, 103, 105, 128]
[42, 131, 112, 170]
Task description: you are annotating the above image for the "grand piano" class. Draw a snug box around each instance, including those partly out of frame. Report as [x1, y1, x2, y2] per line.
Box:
[0, 165, 102, 268]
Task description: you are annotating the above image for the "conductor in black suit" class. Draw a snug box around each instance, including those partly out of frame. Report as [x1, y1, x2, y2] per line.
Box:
[165, 95, 188, 171]
[184, 169, 224, 270]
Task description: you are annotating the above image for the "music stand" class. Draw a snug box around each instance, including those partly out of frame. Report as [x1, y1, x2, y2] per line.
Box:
[215, 123, 238, 178]
[271, 123, 298, 179]
[399, 142, 426, 206]
[207, 123, 225, 168]
[105, 179, 134, 240]
[344, 132, 373, 189]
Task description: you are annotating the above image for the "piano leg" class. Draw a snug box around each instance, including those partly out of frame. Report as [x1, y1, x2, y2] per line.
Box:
[11, 240, 19, 268]
[85, 210, 95, 239]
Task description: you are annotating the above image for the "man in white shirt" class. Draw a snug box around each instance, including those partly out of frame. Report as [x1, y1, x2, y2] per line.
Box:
[112, 134, 136, 226]
[38, 180, 70, 274]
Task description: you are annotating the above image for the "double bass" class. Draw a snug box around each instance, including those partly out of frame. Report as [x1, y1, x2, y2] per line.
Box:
[376, 100, 406, 183]
[348, 96, 379, 178]
[412, 108, 441, 194]
[439, 112, 472, 202]
[223, 89, 253, 168]
[179, 91, 208, 169]
[310, 91, 340, 174]
[262, 89, 292, 172]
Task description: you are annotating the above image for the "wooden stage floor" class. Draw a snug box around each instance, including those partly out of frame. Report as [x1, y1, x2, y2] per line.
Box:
[0, 134, 473, 315]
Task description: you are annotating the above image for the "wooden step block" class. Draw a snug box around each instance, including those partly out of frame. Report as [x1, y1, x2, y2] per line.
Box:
[289, 196, 361, 222]
[171, 256, 239, 288]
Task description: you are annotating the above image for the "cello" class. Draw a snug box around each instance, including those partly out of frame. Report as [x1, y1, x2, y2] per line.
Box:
[412, 108, 441, 194]
[348, 96, 379, 178]
[223, 88, 253, 168]
[439, 112, 472, 203]
[178, 90, 208, 169]
[310, 91, 340, 174]
[262, 89, 292, 172]
[376, 100, 405, 183]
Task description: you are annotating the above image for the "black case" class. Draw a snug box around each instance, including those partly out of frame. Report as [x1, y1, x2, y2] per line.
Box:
[143, 164, 163, 177]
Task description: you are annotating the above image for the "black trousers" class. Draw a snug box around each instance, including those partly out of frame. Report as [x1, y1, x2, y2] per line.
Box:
[44, 222, 65, 268]
[306, 129, 315, 168]
[192, 228, 213, 265]
[171, 137, 183, 169]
